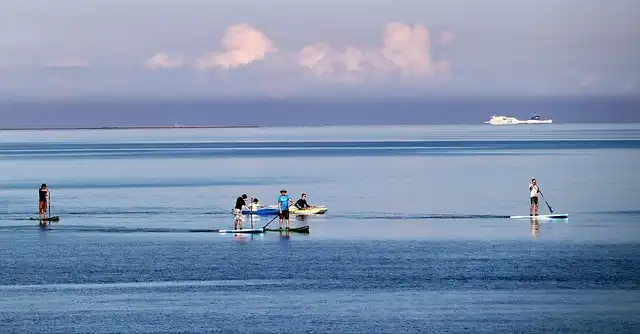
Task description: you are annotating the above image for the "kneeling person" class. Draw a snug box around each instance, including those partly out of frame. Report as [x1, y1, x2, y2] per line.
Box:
[295, 193, 312, 210]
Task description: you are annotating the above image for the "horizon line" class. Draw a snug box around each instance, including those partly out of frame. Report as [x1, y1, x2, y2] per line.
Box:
[2, 121, 640, 132]
[1, 95, 640, 103]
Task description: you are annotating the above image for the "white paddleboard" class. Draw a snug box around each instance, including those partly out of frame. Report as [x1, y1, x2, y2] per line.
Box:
[218, 228, 264, 234]
[510, 213, 569, 219]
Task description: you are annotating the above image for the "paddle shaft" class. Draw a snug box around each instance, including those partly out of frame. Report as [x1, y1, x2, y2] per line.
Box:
[249, 197, 253, 229]
[262, 215, 279, 229]
[538, 190, 554, 213]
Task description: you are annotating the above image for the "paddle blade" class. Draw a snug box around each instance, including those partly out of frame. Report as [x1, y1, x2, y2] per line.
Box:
[539, 190, 554, 213]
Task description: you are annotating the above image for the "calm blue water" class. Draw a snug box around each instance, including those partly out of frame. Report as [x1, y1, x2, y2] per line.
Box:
[1, 124, 639, 333]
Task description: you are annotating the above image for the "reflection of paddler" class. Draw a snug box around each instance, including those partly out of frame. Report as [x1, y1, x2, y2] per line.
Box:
[279, 229, 291, 241]
[234, 234, 248, 243]
[530, 217, 540, 238]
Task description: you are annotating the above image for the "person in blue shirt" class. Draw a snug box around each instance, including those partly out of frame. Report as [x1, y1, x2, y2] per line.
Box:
[277, 189, 293, 229]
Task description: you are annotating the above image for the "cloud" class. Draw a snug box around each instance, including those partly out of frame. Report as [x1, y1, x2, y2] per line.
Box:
[44, 59, 90, 68]
[381, 22, 434, 77]
[299, 43, 334, 76]
[196, 23, 277, 70]
[155, 22, 449, 85]
[145, 53, 184, 70]
[297, 23, 450, 82]
[579, 74, 598, 88]
[439, 30, 455, 45]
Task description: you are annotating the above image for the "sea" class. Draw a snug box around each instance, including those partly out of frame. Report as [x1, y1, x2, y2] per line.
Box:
[0, 123, 639, 333]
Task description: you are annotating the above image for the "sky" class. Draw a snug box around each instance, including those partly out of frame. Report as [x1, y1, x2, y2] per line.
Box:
[0, 0, 639, 99]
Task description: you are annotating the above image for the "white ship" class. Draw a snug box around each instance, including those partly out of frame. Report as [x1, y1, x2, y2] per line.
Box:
[485, 114, 552, 125]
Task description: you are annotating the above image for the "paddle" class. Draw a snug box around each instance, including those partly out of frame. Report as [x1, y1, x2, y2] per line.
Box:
[538, 190, 554, 213]
[48, 190, 51, 220]
[261, 214, 279, 229]
[249, 197, 254, 229]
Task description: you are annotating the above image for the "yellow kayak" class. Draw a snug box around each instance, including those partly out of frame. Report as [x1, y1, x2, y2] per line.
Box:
[290, 206, 328, 215]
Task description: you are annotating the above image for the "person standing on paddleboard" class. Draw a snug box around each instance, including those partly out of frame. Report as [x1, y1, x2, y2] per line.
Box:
[234, 194, 248, 229]
[277, 189, 293, 230]
[529, 178, 540, 216]
[38, 184, 49, 219]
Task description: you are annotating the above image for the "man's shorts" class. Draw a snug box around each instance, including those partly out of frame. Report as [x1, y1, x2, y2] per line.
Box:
[530, 196, 538, 205]
[279, 209, 290, 220]
[234, 209, 244, 221]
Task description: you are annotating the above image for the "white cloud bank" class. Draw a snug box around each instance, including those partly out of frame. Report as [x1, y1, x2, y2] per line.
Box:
[196, 23, 277, 70]
[297, 22, 451, 81]
[145, 53, 184, 70]
[145, 22, 452, 83]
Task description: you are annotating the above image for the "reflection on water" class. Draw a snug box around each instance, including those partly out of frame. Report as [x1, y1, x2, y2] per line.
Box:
[530, 217, 540, 238]
[294, 215, 309, 223]
[0, 125, 638, 333]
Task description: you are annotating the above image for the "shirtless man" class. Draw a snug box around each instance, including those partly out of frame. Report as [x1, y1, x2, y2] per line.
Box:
[529, 178, 540, 216]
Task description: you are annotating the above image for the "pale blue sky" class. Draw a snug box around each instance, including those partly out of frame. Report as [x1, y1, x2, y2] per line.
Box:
[0, 0, 638, 99]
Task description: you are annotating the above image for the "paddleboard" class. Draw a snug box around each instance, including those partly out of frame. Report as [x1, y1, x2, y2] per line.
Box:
[29, 216, 60, 222]
[218, 228, 264, 234]
[510, 213, 568, 219]
[264, 226, 310, 233]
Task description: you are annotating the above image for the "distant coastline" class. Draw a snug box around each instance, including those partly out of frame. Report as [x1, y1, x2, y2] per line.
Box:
[0, 125, 260, 131]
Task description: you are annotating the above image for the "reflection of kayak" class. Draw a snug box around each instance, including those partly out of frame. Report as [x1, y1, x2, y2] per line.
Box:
[219, 225, 310, 234]
[290, 206, 328, 215]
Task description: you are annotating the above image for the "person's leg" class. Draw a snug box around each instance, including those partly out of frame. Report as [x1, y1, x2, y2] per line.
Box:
[530, 197, 534, 216]
[285, 210, 290, 229]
